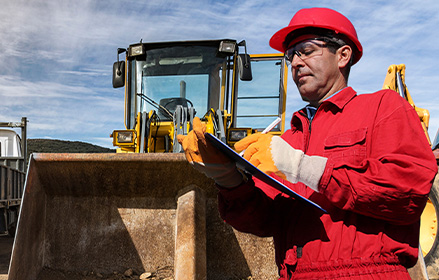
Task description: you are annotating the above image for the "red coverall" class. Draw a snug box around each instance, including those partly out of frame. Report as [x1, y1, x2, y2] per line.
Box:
[218, 87, 438, 279]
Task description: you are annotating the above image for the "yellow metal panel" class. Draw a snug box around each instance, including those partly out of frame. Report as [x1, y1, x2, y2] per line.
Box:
[220, 60, 227, 111]
[123, 57, 128, 130]
[229, 55, 238, 128]
[280, 56, 288, 134]
[249, 53, 284, 59]
[135, 112, 141, 153]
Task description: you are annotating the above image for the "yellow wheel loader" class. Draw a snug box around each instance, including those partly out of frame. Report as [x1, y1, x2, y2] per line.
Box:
[110, 39, 288, 153]
[383, 64, 439, 280]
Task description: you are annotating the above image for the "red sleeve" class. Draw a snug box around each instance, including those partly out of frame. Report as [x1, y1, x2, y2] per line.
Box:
[319, 95, 437, 225]
[217, 178, 279, 237]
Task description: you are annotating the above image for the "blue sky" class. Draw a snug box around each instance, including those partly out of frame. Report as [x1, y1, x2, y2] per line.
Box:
[1, 0, 439, 148]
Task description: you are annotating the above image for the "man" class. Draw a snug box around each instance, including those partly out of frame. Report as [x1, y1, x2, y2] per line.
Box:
[178, 7, 437, 279]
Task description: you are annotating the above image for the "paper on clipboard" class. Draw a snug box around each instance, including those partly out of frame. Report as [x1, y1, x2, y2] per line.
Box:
[205, 133, 326, 212]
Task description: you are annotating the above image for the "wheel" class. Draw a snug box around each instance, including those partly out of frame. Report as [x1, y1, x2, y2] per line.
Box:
[420, 170, 439, 279]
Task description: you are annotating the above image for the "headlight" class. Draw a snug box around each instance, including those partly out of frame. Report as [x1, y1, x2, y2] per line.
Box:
[117, 131, 134, 143]
[129, 45, 145, 57]
[228, 128, 251, 142]
[112, 130, 136, 146]
[219, 41, 236, 54]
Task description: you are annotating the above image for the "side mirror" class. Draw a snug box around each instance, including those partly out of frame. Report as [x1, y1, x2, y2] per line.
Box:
[237, 54, 252, 81]
[112, 61, 125, 88]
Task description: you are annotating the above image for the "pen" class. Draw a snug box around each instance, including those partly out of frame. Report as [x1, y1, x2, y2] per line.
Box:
[239, 117, 282, 156]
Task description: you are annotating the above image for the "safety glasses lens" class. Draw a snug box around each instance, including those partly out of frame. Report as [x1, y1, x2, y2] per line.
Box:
[285, 40, 325, 63]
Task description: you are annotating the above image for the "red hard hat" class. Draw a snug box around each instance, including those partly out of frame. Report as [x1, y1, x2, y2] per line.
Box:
[269, 7, 363, 65]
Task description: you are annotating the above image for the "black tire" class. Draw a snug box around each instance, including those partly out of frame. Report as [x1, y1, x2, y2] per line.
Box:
[424, 170, 439, 279]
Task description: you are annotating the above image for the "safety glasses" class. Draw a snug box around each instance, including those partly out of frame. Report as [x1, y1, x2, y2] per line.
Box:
[285, 38, 340, 64]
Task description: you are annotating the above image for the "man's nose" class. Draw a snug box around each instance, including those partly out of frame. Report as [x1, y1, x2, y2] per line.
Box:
[290, 54, 304, 68]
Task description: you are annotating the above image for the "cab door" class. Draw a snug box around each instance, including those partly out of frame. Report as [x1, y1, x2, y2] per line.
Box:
[233, 54, 288, 135]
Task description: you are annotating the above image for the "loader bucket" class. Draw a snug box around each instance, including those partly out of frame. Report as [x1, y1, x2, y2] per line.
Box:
[8, 153, 277, 280]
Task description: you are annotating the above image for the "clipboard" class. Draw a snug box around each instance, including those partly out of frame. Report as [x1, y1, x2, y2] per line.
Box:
[205, 133, 326, 212]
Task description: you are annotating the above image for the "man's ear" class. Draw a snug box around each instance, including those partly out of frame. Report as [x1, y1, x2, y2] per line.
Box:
[337, 45, 352, 68]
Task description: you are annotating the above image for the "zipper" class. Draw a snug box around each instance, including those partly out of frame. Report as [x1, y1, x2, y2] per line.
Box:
[298, 110, 311, 153]
[301, 104, 321, 153]
[306, 118, 311, 153]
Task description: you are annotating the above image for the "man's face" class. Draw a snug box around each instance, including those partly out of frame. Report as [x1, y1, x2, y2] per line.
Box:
[287, 38, 345, 106]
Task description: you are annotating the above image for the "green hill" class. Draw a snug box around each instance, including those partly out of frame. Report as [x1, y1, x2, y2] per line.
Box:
[27, 139, 116, 158]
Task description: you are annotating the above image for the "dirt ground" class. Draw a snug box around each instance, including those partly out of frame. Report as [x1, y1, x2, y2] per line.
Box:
[0, 237, 174, 280]
[36, 267, 174, 280]
[0, 235, 13, 279]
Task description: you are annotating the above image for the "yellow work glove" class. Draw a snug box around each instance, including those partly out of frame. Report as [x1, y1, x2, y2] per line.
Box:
[177, 117, 244, 188]
[235, 133, 327, 192]
[235, 133, 283, 178]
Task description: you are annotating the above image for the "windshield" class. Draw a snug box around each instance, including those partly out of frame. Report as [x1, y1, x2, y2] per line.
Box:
[135, 45, 227, 120]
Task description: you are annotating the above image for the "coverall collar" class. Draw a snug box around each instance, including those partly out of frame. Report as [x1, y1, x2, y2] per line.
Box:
[293, 87, 358, 129]
[322, 86, 357, 110]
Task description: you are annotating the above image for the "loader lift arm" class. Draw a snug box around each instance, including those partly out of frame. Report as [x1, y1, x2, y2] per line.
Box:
[383, 64, 431, 144]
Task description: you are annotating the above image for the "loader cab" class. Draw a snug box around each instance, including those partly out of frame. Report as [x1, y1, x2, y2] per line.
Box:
[112, 39, 288, 153]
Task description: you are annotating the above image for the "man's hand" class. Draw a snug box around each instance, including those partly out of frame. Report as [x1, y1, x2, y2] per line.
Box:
[235, 133, 327, 192]
[234, 133, 285, 178]
[177, 117, 244, 188]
